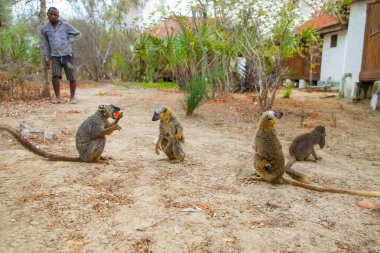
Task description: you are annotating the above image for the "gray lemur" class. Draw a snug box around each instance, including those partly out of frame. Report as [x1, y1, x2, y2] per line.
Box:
[0, 104, 122, 162]
[285, 125, 326, 183]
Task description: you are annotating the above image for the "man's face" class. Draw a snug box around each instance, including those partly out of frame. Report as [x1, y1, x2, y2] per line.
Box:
[48, 11, 59, 25]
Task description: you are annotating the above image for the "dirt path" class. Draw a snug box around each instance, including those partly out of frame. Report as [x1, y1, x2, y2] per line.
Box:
[0, 84, 379, 252]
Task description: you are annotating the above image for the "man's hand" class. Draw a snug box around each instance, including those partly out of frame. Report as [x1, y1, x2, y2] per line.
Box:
[45, 60, 50, 70]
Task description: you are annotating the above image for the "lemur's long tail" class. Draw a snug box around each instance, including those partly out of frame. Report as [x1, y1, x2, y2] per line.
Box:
[0, 125, 81, 162]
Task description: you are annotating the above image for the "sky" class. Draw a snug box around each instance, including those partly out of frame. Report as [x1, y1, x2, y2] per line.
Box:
[138, 0, 193, 27]
[12, 0, 312, 28]
[48, 0, 75, 17]
[10, 0, 76, 22]
[39, 0, 192, 28]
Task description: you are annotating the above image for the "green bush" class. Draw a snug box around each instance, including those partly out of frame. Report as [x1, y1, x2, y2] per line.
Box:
[185, 76, 208, 115]
[283, 84, 292, 99]
[0, 24, 40, 67]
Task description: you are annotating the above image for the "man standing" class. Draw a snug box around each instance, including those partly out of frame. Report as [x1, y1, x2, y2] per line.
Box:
[41, 7, 81, 104]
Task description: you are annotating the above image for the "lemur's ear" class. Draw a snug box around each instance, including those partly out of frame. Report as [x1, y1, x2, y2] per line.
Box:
[273, 111, 283, 119]
[98, 104, 108, 116]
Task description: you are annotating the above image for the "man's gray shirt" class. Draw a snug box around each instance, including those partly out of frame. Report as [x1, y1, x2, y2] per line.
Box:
[41, 20, 81, 60]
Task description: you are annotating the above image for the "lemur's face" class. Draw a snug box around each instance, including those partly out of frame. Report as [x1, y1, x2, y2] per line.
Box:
[98, 104, 121, 119]
[314, 125, 326, 135]
[152, 106, 170, 121]
[260, 110, 283, 127]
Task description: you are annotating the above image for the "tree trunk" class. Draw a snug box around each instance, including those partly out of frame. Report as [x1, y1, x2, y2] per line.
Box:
[309, 49, 313, 86]
[39, 0, 50, 97]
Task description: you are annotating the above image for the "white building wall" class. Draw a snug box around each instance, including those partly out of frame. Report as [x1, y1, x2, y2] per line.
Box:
[343, 2, 368, 95]
[320, 30, 347, 85]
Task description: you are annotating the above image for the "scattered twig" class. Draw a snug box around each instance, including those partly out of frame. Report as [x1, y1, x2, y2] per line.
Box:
[115, 213, 175, 250]
[186, 237, 209, 253]
[135, 214, 175, 232]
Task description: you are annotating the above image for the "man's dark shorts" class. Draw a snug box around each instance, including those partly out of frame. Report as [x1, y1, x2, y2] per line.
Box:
[51, 55, 77, 81]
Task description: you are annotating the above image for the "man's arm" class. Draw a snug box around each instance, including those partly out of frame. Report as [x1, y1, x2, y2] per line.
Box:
[67, 23, 81, 42]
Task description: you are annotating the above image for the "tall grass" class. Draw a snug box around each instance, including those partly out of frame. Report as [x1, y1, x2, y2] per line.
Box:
[185, 76, 209, 115]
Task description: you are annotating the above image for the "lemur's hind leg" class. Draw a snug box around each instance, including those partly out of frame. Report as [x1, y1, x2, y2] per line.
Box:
[80, 139, 106, 162]
[169, 141, 185, 163]
[251, 158, 270, 181]
[163, 143, 175, 159]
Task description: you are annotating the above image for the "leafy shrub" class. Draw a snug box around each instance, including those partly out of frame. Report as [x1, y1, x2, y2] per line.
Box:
[0, 24, 40, 68]
[283, 84, 292, 98]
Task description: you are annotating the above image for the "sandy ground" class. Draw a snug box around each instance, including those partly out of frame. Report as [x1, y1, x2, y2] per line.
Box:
[0, 83, 379, 253]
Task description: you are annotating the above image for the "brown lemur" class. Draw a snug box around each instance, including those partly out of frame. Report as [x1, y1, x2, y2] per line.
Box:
[252, 111, 380, 197]
[0, 104, 122, 163]
[285, 125, 326, 184]
[152, 106, 185, 163]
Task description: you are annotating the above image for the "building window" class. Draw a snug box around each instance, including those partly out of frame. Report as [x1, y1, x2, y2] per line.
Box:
[330, 34, 338, 48]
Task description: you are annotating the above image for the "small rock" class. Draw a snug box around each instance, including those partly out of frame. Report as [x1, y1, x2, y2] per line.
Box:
[44, 129, 55, 139]
[10, 242, 21, 248]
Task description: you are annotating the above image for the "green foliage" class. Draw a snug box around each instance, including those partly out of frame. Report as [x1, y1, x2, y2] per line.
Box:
[299, 27, 320, 44]
[0, 0, 12, 29]
[297, 27, 322, 85]
[0, 23, 40, 83]
[283, 84, 292, 99]
[114, 53, 127, 71]
[326, 0, 352, 24]
[184, 76, 209, 115]
[133, 35, 168, 82]
[131, 15, 241, 94]
[297, 27, 323, 60]
[0, 24, 40, 66]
